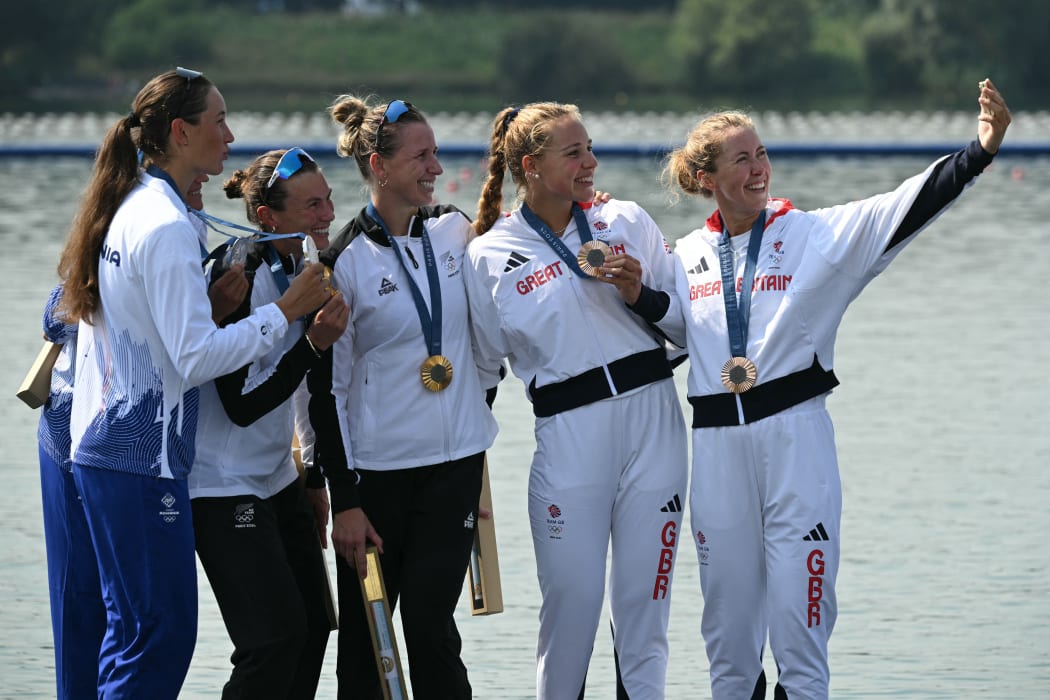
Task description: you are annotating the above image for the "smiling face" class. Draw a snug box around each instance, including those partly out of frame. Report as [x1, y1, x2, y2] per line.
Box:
[700, 126, 771, 232]
[378, 121, 443, 209]
[526, 116, 597, 210]
[186, 173, 208, 210]
[182, 87, 234, 177]
[264, 170, 335, 256]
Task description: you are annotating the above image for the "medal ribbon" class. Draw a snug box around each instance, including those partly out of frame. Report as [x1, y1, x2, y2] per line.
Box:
[263, 242, 292, 294]
[366, 203, 442, 357]
[521, 202, 594, 279]
[717, 210, 767, 359]
[145, 164, 302, 258]
[191, 209, 304, 245]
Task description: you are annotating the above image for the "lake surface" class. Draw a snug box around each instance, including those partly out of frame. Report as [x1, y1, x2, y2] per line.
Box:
[0, 112, 1048, 698]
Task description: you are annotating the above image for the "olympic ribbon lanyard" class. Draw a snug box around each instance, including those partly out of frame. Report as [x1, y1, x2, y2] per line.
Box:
[191, 209, 304, 248]
[717, 209, 767, 362]
[365, 202, 443, 361]
[191, 208, 303, 270]
[520, 202, 594, 278]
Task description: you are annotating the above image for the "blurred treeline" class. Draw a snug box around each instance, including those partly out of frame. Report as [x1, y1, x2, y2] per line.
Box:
[5, 0, 1046, 112]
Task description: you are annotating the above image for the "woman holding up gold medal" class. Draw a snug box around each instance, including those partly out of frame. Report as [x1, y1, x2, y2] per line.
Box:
[189, 147, 346, 699]
[663, 78, 1011, 699]
[465, 102, 688, 699]
[308, 95, 499, 699]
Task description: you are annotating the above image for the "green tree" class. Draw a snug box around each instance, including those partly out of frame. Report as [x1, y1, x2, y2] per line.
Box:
[103, 0, 214, 70]
[861, 0, 1049, 106]
[496, 16, 635, 104]
[3, 0, 131, 98]
[672, 0, 822, 98]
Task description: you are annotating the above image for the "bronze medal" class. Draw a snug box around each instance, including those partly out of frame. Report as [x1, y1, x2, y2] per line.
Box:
[576, 241, 613, 277]
[721, 356, 758, 394]
[420, 354, 454, 392]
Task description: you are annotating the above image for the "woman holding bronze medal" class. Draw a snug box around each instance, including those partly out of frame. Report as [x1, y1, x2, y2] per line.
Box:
[465, 102, 688, 699]
[662, 79, 1011, 699]
[188, 147, 348, 699]
[307, 95, 499, 699]
[53, 68, 329, 698]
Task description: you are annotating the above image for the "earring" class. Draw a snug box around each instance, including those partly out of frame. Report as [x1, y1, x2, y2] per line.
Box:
[380, 177, 388, 188]
[529, 172, 540, 179]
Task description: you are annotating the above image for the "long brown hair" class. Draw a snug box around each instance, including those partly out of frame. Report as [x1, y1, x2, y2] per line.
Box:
[56, 69, 214, 323]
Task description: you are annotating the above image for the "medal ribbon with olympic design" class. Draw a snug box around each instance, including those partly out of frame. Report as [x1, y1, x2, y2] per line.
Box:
[717, 209, 767, 393]
[521, 202, 612, 278]
[366, 203, 452, 391]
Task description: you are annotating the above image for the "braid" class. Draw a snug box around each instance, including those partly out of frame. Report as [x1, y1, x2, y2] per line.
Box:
[474, 133, 508, 235]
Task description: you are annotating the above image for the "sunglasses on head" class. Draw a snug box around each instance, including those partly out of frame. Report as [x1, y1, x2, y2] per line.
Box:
[170, 66, 203, 121]
[265, 147, 316, 192]
[375, 100, 413, 150]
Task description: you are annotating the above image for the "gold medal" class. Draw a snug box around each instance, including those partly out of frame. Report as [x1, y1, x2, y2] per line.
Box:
[420, 355, 453, 392]
[320, 267, 336, 296]
[577, 241, 613, 277]
[721, 356, 758, 394]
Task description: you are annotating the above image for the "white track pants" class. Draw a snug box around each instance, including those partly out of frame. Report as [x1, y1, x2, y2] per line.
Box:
[690, 398, 842, 700]
[529, 379, 688, 700]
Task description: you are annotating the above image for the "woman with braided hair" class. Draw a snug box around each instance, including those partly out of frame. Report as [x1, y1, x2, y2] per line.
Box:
[464, 102, 688, 700]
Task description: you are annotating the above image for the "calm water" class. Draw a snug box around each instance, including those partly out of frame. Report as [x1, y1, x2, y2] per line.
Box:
[1, 113, 1048, 699]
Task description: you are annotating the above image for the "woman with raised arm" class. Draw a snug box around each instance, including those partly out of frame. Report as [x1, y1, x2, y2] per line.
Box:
[464, 101, 688, 700]
[662, 79, 1011, 699]
[309, 95, 499, 699]
[54, 68, 327, 698]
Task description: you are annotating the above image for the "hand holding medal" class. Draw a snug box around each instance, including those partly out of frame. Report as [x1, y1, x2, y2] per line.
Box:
[303, 237, 336, 297]
[593, 251, 645, 306]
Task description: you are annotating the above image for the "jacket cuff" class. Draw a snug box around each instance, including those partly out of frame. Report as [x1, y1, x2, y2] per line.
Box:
[329, 472, 362, 513]
[626, 284, 670, 323]
[303, 465, 326, 489]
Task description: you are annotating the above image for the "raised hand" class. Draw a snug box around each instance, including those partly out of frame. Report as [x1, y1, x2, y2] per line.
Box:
[977, 78, 1011, 155]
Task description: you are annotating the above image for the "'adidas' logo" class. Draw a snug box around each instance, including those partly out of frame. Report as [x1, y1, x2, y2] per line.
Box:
[803, 522, 830, 541]
[464, 512, 475, 529]
[660, 494, 682, 513]
[504, 251, 530, 272]
[378, 278, 399, 296]
[689, 257, 710, 275]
